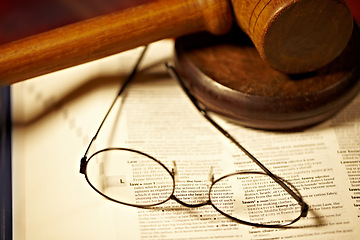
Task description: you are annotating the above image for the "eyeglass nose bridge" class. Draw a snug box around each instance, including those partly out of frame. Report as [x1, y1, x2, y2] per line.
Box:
[169, 162, 216, 208]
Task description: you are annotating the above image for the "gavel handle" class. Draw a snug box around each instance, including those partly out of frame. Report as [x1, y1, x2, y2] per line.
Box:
[0, 0, 233, 85]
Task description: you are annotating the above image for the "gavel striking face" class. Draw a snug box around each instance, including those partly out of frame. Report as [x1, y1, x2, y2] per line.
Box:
[0, 0, 354, 85]
[232, 0, 353, 74]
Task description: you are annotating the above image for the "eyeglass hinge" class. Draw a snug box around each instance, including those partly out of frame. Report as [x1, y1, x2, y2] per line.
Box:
[79, 156, 87, 174]
[301, 202, 309, 217]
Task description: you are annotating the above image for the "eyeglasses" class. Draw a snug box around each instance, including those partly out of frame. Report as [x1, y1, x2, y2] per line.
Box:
[79, 46, 308, 228]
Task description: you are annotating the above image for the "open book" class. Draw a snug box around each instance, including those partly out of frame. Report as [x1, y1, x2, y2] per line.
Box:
[12, 40, 360, 239]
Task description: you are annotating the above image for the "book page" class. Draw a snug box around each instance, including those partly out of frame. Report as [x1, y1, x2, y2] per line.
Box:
[12, 40, 360, 240]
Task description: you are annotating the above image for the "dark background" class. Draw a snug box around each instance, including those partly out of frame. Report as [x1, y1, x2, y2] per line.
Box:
[0, 0, 151, 44]
[0, 0, 359, 45]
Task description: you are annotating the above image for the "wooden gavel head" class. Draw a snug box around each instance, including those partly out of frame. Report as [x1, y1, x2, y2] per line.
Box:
[0, 0, 354, 85]
[231, 0, 354, 74]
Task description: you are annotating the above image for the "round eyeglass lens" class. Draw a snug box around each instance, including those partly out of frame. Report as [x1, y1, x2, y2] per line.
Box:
[85, 148, 174, 207]
[209, 172, 302, 226]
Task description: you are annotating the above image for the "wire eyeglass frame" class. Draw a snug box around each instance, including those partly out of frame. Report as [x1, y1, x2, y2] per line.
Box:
[79, 46, 309, 228]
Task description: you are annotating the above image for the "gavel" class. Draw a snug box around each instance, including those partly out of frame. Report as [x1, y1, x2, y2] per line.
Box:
[0, 0, 354, 86]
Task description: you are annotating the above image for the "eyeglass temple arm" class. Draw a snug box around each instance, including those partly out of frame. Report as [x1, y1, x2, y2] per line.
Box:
[80, 46, 149, 174]
[165, 63, 308, 214]
[165, 63, 270, 173]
